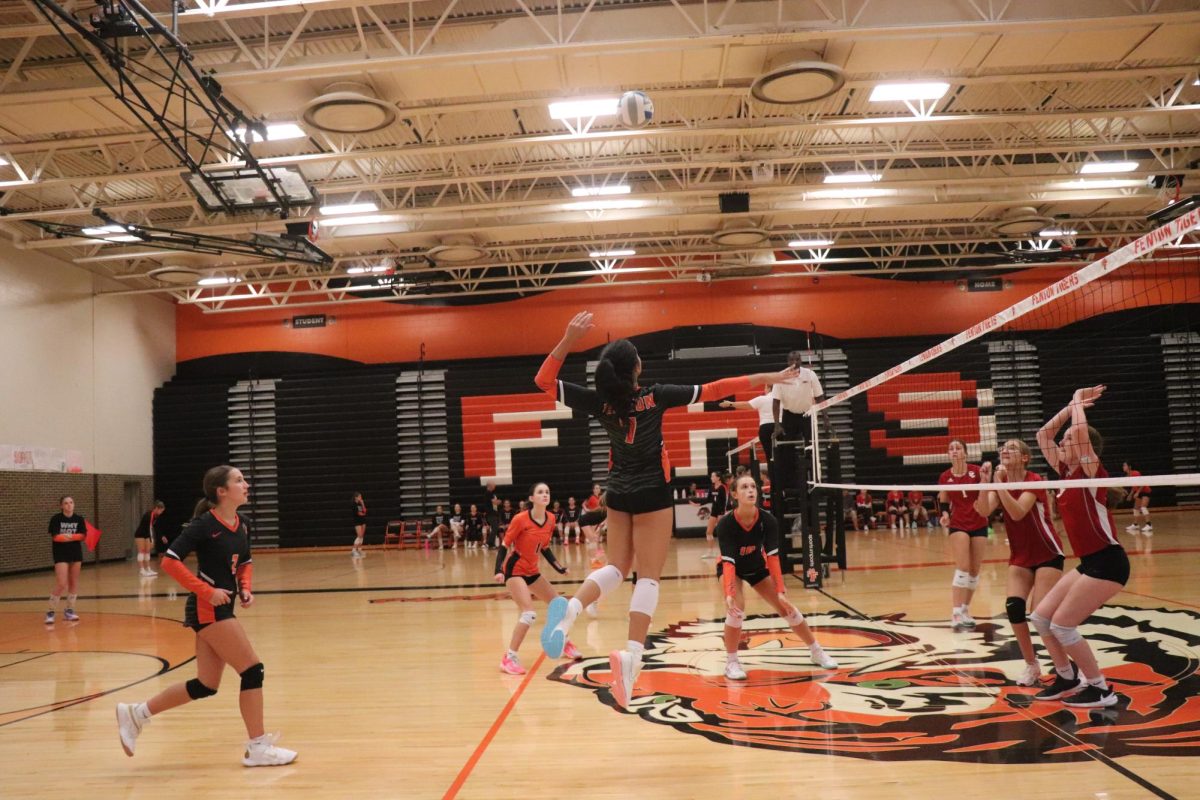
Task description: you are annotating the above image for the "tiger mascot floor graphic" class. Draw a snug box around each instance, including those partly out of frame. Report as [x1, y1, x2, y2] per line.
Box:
[548, 606, 1199, 763]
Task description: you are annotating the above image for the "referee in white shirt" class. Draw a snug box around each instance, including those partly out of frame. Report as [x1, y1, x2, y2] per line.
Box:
[770, 351, 831, 491]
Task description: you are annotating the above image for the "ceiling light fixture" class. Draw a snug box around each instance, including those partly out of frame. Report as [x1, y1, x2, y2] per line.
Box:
[198, 276, 242, 286]
[319, 201, 379, 215]
[571, 185, 631, 197]
[321, 214, 399, 227]
[1079, 161, 1138, 174]
[869, 82, 950, 102]
[548, 98, 619, 119]
[806, 187, 890, 199]
[788, 237, 835, 247]
[588, 248, 636, 257]
[231, 123, 306, 143]
[823, 172, 880, 184]
[1039, 227, 1078, 237]
[82, 224, 126, 235]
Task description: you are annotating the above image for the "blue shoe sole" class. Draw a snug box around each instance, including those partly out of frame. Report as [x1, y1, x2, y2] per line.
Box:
[542, 597, 567, 658]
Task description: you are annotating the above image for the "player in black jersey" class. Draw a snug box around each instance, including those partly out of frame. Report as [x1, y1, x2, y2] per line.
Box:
[115, 465, 297, 767]
[716, 474, 838, 680]
[351, 491, 367, 558]
[536, 310, 798, 709]
[133, 500, 164, 578]
[702, 471, 728, 560]
[561, 497, 582, 544]
[45, 495, 88, 624]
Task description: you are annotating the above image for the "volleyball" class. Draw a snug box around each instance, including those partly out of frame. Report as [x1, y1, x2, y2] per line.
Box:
[617, 90, 654, 129]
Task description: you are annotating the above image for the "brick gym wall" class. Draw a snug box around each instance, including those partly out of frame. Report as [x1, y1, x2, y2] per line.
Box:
[0, 471, 154, 575]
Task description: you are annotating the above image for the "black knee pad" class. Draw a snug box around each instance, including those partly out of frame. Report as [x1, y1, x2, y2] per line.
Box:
[1005, 596, 1027, 625]
[239, 662, 265, 691]
[185, 678, 218, 699]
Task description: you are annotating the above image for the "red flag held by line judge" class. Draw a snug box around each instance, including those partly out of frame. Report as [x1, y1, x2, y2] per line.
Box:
[85, 521, 103, 552]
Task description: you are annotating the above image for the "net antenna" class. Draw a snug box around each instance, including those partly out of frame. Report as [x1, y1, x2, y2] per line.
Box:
[30, 0, 311, 218]
[807, 209, 1200, 495]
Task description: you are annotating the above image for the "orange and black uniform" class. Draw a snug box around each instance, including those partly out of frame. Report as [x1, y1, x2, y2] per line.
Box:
[709, 484, 729, 517]
[49, 513, 87, 564]
[536, 354, 752, 513]
[163, 511, 253, 632]
[353, 499, 367, 526]
[134, 508, 161, 540]
[715, 507, 785, 595]
[494, 510, 565, 585]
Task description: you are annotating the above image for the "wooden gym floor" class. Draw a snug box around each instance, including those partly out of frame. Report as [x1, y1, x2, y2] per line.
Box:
[1, 509, 1197, 799]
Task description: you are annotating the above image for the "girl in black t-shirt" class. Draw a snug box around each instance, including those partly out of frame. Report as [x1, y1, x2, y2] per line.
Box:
[133, 500, 164, 578]
[45, 495, 88, 624]
[115, 465, 297, 767]
[427, 505, 450, 550]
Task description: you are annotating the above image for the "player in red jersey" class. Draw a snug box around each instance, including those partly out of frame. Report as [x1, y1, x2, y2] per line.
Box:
[975, 439, 1066, 686]
[115, 466, 297, 766]
[717, 475, 838, 679]
[535, 311, 796, 709]
[1029, 385, 1128, 708]
[493, 482, 577, 674]
[853, 489, 874, 531]
[1122, 461, 1151, 535]
[938, 438, 988, 630]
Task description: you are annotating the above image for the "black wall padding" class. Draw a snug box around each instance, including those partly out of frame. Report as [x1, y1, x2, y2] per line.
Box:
[153, 381, 232, 542]
[275, 373, 402, 547]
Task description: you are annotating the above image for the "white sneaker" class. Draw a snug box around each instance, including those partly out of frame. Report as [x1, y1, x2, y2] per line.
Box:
[960, 610, 976, 628]
[608, 649, 641, 709]
[116, 703, 146, 756]
[144, 567, 157, 576]
[1141, 524, 1153, 535]
[585, 602, 600, 618]
[1126, 523, 1139, 533]
[810, 645, 839, 669]
[1015, 662, 1041, 687]
[724, 660, 747, 680]
[242, 733, 297, 767]
[891, 524, 898, 531]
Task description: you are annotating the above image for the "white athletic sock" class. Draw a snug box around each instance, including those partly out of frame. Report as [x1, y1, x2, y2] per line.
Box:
[48, 595, 60, 610]
[562, 597, 583, 631]
[1088, 674, 1108, 689]
[134, 702, 152, 721]
[726, 651, 739, 662]
[627, 640, 645, 666]
[1056, 664, 1075, 680]
[67, 594, 77, 608]
[506, 649, 518, 661]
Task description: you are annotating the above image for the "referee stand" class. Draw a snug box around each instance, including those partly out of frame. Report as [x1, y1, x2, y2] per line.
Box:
[769, 425, 845, 589]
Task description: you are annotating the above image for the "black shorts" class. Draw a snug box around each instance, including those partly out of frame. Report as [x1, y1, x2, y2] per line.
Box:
[506, 573, 542, 586]
[715, 563, 770, 588]
[951, 526, 989, 539]
[52, 541, 84, 564]
[1032, 555, 1066, 572]
[1076, 544, 1130, 586]
[134, 530, 152, 540]
[184, 594, 236, 632]
[887, 504, 903, 514]
[606, 485, 673, 515]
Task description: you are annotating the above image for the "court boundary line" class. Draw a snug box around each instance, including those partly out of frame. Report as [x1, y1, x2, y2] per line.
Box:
[812, 581, 1180, 800]
[442, 652, 545, 800]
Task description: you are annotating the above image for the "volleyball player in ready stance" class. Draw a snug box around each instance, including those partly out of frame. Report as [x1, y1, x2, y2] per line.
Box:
[974, 440, 1065, 686]
[350, 491, 367, 558]
[939, 438, 988, 630]
[1030, 386, 1128, 708]
[717, 474, 837, 680]
[116, 465, 297, 766]
[536, 311, 797, 709]
[494, 482, 579, 674]
[1122, 461, 1152, 535]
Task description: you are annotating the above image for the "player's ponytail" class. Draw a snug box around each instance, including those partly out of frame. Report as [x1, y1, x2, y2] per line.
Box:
[192, 498, 213, 519]
[595, 338, 639, 417]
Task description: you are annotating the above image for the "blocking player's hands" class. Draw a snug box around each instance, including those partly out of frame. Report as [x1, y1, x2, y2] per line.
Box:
[979, 461, 993, 482]
[994, 463, 1008, 482]
[209, 587, 232, 606]
[562, 311, 594, 345]
[1072, 385, 1105, 408]
[762, 365, 799, 387]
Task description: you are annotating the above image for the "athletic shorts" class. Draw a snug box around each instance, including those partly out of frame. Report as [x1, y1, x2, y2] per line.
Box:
[887, 504, 903, 514]
[1075, 544, 1130, 586]
[1012, 555, 1066, 572]
[51, 541, 84, 564]
[184, 594, 236, 632]
[506, 573, 542, 586]
[951, 526, 989, 539]
[606, 485, 673, 515]
[134, 529, 151, 540]
[715, 564, 770, 588]
[579, 508, 608, 527]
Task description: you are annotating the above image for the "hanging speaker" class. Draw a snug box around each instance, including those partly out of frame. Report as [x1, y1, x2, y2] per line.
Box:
[718, 192, 750, 214]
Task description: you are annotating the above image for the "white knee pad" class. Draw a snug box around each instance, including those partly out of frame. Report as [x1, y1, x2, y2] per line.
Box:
[519, 610, 536, 626]
[1050, 622, 1083, 646]
[965, 574, 980, 591]
[587, 564, 625, 598]
[1029, 611, 1052, 637]
[952, 569, 971, 588]
[785, 608, 805, 627]
[629, 578, 660, 617]
[725, 612, 744, 629]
